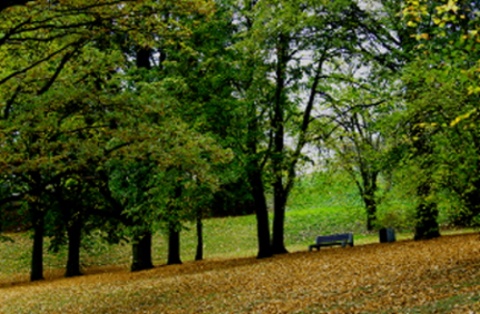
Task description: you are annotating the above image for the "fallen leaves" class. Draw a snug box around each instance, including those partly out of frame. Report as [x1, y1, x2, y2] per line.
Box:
[0, 233, 479, 313]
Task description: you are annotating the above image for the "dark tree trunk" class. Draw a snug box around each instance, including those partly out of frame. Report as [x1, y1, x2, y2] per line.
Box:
[414, 202, 441, 240]
[410, 113, 440, 241]
[365, 196, 377, 232]
[363, 185, 378, 231]
[129, 46, 154, 272]
[272, 192, 288, 254]
[246, 101, 272, 258]
[131, 231, 154, 271]
[30, 208, 44, 281]
[167, 183, 182, 265]
[248, 168, 272, 259]
[136, 47, 152, 69]
[465, 186, 480, 224]
[241, 0, 272, 259]
[167, 224, 182, 265]
[65, 215, 83, 277]
[455, 177, 480, 226]
[356, 170, 379, 232]
[271, 33, 289, 255]
[414, 182, 440, 240]
[195, 214, 203, 261]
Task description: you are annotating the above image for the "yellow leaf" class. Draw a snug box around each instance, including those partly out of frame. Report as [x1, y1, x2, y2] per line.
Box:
[446, 0, 459, 13]
[433, 17, 442, 25]
[407, 21, 417, 27]
[418, 33, 429, 40]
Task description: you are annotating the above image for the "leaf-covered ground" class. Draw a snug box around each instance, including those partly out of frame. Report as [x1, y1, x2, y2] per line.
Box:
[1, 233, 479, 313]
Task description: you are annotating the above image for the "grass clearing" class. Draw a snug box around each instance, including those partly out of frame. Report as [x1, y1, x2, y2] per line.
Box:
[1, 203, 366, 280]
[0, 204, 474, 282]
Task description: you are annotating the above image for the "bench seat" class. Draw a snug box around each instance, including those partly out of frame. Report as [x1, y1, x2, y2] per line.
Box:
[308, 233, 354, 251]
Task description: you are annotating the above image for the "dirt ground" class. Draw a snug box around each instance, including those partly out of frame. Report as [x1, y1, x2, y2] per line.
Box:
[1, 233, 479, 313]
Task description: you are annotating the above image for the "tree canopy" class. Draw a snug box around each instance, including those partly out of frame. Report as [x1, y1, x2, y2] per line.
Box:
[1, 0, 478, 280]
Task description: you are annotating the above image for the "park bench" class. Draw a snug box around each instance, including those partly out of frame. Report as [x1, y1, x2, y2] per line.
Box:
[308, 233, 354, 251]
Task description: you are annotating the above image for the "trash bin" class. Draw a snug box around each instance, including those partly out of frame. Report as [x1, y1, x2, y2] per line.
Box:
[379, 228, 396, 243]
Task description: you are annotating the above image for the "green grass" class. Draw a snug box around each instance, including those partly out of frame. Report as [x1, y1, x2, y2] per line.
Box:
[0, 202, 365, 279]
[0, 170, 476, 280]
[1, 171, 479, 314]
[1, 207, 473, 282]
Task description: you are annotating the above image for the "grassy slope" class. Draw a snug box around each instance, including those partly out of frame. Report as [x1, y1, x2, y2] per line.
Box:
[0, 171, 472, 279]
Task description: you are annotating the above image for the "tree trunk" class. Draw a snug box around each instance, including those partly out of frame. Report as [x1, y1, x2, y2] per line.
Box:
[414, 182, 440, 240]
[465, 185, 480, 224]
[195, 214, 203, 261]
[363, 188, 377, 231]
[65, 215, 82, 277]
[167, 224, 182, 265]
[30, 208, 44, 281]
[246, 102, 272, 259]
[131, 231, 154, 271]
[248, 168, 272, 259]
[272, 191, 288, 254]
[414, 202, 440, 240]
[410, 114, 440, 241]
[455, 177, 480, 226]
[356, 170, 379, 232]
[271, 33, 289, 255]
[365, 198, 377, 231]
[136, 48, 151, 69]
[129, 46, 154, 272]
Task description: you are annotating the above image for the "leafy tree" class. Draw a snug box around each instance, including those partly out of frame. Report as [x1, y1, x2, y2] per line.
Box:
[1, 0, 222, 278]
[142, 0, 265, 258]
[402, 0, 479, 232]
[319, 75, 398, 231]
[47, 175, 106, 277]
[237, 0, 410, 253]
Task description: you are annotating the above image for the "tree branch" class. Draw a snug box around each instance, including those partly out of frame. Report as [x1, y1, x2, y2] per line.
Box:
[37, 41, 86, 96]
[0, 40, 82, 86]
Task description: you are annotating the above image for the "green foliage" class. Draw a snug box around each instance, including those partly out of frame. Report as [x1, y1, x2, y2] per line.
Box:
[288, 170, 363, 210]
[400, 53, 480, 226]
[1, 0, 479, 278]
[288, 167, 462, 233]
[390, 0, 480, 232]
[374, 171, 418, 231]
[0, 0, 235, 277]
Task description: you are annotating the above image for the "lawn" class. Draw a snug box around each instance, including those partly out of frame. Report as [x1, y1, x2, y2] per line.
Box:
[0, 233, 479, 313]
[0, 193, 367, 280]
[0, 205, 448, 282]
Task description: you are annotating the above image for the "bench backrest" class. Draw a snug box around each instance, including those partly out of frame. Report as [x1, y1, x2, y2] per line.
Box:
[316, 233, 352, 244]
